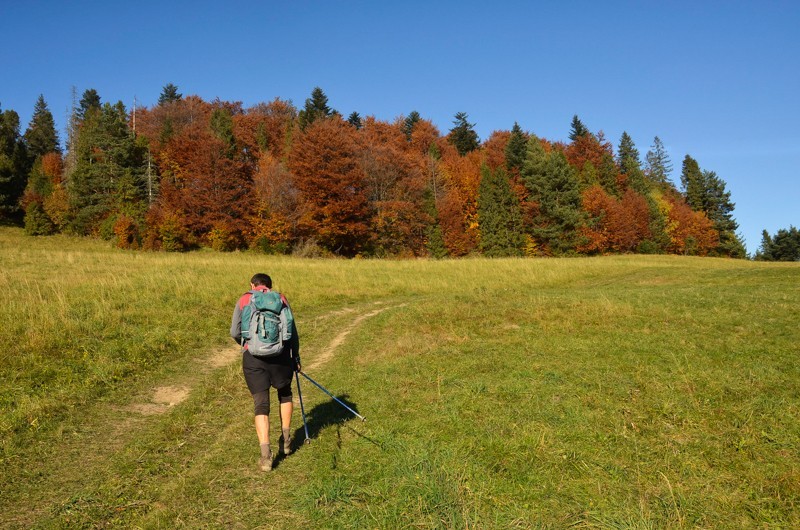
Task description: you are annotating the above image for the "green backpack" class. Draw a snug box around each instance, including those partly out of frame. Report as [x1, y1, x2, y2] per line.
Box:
[241, 290, 294, 357]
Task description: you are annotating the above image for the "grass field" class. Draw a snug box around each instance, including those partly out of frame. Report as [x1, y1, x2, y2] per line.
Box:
[1, 226, 798, 528]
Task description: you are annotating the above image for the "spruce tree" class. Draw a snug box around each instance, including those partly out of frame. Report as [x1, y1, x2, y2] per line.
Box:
[23, 201, 54, 235]
[0, 107, 30, 221]
[617, 132, 639, 174]
[756, 226, 800, 261]
[447, 112, 479, 156]
[347, 111, 362, 130]
[755, 230, 774, 261]
[680, 155, 705, 209]
[25, 95, 61, 158]
[210, 108, 236, 157]
[422, 187, 447, 258]
[773, 226, 800, 261]
[521, 137, 584, 254]
[158, 83, 182, 105]
[681, 155, 745, 257]
[77, 89, 101, 121]
[403, 111, 420, 140]
[298, 87, 334, 130]
[69, 102, 147, 234]
[702, 169, 745, 257]
[505, 122, 527, 173]
[568, 115, 589, 141]
[478, 166, 525, 256]
[598, 151, 620, 197]
[645, 136, 673, 187]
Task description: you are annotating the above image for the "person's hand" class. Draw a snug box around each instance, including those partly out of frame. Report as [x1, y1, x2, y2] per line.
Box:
[294, 358, 302, 373]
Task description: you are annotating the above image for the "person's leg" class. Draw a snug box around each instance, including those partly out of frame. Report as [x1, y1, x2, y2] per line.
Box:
[252, 390, 272, 470]
[277, 384, 293, 454]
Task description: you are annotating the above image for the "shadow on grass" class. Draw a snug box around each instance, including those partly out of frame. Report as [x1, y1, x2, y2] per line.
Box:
[272, 390, 380, 470]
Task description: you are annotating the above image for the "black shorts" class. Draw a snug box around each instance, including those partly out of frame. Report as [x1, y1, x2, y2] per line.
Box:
[242, 349, 294, 395]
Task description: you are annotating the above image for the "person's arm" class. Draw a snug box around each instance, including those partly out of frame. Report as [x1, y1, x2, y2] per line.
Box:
[280, 294, 301, 371]
[289, 320, 301, 372]
[230, 299, 243, 345]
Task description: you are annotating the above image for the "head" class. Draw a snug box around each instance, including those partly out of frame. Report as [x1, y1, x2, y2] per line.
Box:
[250, 273, 272, 289]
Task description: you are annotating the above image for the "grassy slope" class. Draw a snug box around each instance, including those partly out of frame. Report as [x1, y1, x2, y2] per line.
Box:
[0, 227, 798, 528]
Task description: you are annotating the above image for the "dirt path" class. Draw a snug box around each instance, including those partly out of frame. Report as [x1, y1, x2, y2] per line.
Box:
[2, 301, 406, 529]
[126, 302, 404, 414]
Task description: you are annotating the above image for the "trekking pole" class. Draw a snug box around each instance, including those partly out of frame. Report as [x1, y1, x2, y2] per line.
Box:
[299, 371, 366, 422]
[294, 370, 312, 444]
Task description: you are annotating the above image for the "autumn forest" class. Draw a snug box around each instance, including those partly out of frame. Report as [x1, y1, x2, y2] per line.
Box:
[0, 85, 749, 258]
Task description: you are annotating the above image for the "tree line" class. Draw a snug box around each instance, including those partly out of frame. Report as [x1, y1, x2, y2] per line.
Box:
[0, 85, 767, 259]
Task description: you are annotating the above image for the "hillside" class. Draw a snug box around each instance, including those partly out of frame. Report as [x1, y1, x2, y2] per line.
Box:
[1, 227, 798, 528]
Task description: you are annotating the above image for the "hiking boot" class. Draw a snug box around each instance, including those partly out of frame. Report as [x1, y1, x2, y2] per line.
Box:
[259, 449, 273, 471]
[280, 429, 293, 456]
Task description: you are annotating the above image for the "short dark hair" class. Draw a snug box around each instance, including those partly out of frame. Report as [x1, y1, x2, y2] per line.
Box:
[250, 273, 272, 288]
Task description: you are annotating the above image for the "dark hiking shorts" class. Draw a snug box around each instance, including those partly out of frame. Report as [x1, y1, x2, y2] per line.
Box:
[242, 349, 294, 396]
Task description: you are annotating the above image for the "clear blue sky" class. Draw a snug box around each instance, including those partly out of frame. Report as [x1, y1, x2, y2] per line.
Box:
[2, 1, 798, 254]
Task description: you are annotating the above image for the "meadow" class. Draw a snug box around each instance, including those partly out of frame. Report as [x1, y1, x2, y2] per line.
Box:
[0, 226, 798, 528]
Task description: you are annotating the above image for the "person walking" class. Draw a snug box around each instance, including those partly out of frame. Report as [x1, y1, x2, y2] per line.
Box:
[230, 273, 300, 471]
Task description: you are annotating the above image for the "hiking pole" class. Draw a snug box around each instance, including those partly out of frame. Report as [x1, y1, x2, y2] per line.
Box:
[294, 370, 312, 444]
[299, 371, 366, 422]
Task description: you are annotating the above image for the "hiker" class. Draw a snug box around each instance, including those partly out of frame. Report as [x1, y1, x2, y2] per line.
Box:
[230, 273, 300, 471]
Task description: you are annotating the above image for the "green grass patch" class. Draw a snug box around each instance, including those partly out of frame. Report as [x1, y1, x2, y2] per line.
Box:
[1, 227, 798, 528]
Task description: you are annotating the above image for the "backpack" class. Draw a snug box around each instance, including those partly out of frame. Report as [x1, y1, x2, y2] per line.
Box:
[240, 290, 294, 357]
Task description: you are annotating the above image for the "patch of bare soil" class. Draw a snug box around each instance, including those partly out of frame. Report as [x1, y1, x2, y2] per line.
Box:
[127, 385, 190, 415]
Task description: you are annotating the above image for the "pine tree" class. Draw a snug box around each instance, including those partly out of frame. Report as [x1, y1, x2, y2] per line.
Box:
[402, 111, 421, 141]
[77, 89, 101, 121]
[702, 169, 745, 257]
[521, 136, 584, 254]
[25, 95, 61, 158]
[680, 155, 704, 209]
[645, 136, 673, 187]
[0, 107, 30, 221]
[617, 132, 639, 174]
[69, 102, 147, 234]
[681, 155, 744, 257]
[598, 151, 619, 197]
[158, 83, 182, 105]
[298, 87, 334, 130]
[210, 108, 236, 157]
[447, 112, 479, 156]
[505, 122, 527, 173]
[23, 201, 54, 235]
[478, 166, 524, 256]
[756, 226, 800, 261]
[755, 230, 774, 261]
[568, 115, 589, 141]
[347, 111, 362, 130]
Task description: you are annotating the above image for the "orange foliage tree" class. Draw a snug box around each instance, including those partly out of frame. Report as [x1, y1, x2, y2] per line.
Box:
[233, 98, 297, 160]
[580, 186, 651, 253]
[248, 152, 299, 252]
[437, 145, 483, 255]
[359, 117, 429, 255]
[288, 117, 370, 256]
[662, 194, 719, 255]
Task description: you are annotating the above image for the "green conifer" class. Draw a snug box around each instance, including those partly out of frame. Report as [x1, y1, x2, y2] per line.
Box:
[645, 136, 673, 187]
[447, 112, 479, 156]
[347, 112, 362, 130]
[617, 132, 639, 174]
[478, 166, 525, 257]
[24, 95, 60, 158]
[0, 107, 30, 220]
[568, 115, 590, 141]
[403, 111, 420, 140]
[505, 122, 527, 173]
[298, 87, 334, 130]
[158, 83, 182, 105]
[521, 137, 584, 254]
